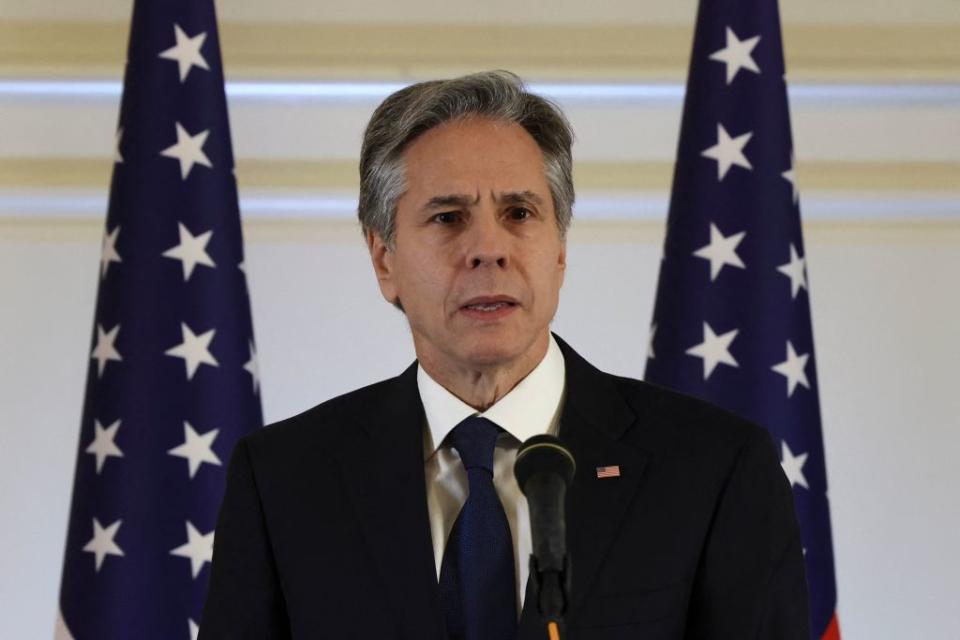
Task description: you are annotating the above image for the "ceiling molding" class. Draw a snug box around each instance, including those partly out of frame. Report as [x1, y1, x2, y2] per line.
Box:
[1, 21, 958, 81]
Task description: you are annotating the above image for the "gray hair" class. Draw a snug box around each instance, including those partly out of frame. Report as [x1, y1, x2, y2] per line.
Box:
[358, 70, 574, 248]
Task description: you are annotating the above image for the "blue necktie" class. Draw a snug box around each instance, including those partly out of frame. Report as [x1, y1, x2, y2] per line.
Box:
[439, 416, 518, 640]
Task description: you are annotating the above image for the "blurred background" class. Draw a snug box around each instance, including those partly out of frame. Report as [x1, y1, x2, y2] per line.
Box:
[1, 0, 958, 637]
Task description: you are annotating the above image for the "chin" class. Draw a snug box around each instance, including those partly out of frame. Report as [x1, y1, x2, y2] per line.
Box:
[457, 334, 531, 369]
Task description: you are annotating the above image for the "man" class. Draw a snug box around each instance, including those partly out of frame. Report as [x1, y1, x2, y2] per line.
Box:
[200, 71, 810, 639]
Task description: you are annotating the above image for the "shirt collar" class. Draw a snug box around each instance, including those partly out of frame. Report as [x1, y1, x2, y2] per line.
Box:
[418, 334, 566, 460]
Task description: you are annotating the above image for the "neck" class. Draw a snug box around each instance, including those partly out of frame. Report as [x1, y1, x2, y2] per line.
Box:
[417, 333, 550, 411]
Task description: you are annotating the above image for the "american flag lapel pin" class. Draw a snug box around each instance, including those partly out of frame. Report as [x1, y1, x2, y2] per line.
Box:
[596, 465, 621, 479]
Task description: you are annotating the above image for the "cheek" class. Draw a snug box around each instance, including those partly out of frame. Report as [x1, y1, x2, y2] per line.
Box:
[531, 250, 565, 303]
[398, 254, 450, 306]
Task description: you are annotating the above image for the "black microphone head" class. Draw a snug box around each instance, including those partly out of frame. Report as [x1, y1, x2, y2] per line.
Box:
[514, 434, 576, 492]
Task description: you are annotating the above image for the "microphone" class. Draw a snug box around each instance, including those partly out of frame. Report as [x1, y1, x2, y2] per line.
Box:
[514, 434, 576, 637]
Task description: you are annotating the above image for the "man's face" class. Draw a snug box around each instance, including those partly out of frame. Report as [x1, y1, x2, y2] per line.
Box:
[367, 116, 566, 375]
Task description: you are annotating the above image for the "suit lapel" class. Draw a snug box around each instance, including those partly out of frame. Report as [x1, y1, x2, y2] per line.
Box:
[519, 335, 649, 634]
[336, 362, 445, 640]
[334, 338, 648, 638]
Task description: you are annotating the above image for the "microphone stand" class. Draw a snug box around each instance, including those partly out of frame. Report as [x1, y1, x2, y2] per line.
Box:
[515, 436, 576, 640]
[528, 554, 571, 640]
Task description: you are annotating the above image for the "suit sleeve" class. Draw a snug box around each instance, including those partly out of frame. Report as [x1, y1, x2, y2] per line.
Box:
[686, 427, 811, 639]
[199, 438, 292, 639]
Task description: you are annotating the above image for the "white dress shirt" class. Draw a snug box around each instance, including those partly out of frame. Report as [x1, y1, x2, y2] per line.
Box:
[418, 334, 566, 614]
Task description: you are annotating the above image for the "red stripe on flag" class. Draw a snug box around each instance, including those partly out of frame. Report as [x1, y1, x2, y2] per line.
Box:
[821, 613, 841, 640]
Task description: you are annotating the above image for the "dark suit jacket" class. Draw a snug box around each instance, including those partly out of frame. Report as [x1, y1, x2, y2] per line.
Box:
[200, 334, 810, 639]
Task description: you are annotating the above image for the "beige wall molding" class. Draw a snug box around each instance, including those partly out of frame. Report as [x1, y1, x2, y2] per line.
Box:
[1, 21, 958, 81]
[2, 157, 958, 193]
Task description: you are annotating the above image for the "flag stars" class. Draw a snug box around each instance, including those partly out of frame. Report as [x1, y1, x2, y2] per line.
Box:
[783, 151, 799, 204]
[686, 322, 739, 380]
[709, 26, 761, 84]
[693, 222, 747, 281]
[165, 322, 218, 380]
[170, 521, 214, 578]
[771, 340, 811, 397]
[244, 341, 261, 394]
[777, 243, 808, 299]
[83, 518, 124, 572]
[163, 222, 216, 281]
[161, 122, 213, 180]
[91, 323, 122, 377]
[701, 124, 753, 181]
[780, 441, 810, 489]
[158, 24, 210, 83]
[100, 225, 122, 279]
[85, 419, 123, 474]
[168, 421, 222, 478]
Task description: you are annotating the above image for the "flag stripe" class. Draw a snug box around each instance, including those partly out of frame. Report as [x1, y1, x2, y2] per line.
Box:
[596, 465, 621, 478]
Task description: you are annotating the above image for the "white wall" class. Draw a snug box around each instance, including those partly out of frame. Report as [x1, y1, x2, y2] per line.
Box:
[2, 218, 959, 638]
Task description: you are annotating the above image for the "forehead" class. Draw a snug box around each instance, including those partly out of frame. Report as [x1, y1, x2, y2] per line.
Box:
[400, 117, 549, 192]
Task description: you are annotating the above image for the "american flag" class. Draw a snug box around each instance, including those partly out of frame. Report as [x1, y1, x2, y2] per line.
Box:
[595, 465, 622, 479]
[55, 0, 262, 638]
[643, 0, 840, 638]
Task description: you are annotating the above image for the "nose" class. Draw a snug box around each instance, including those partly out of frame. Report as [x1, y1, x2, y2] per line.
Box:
[465, 208, 509, 269]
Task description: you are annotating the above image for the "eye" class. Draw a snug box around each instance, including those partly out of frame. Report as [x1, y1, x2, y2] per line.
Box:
[508, 207, 532, 221]
[430, 211, 462, 224]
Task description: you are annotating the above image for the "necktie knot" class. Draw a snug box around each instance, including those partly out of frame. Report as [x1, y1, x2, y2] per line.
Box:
[448, 416, 500, 474]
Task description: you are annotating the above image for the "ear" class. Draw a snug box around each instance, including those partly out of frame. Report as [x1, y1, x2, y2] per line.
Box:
[366, 229, 399, 305]
[556, 237, 567, 288]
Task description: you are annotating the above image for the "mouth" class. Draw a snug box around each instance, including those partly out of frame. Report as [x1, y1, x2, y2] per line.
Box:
[459, 296, 519, 317]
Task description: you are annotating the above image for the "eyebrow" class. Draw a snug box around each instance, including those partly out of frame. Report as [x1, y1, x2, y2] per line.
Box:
[422, 193, 480, 211]
[420, 190, 544, 210]
[500, 190, 545, 206]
